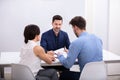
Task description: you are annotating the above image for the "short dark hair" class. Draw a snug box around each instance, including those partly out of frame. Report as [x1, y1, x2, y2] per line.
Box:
[24, 24, 40, 43]
[69, 16, 86, 30]
[52, 15, 63, 22]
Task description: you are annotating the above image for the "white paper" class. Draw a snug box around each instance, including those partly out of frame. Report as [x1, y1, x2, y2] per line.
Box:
[54, 48, 67, 58]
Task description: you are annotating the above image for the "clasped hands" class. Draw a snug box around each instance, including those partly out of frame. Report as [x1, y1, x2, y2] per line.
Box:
[47, 48, 68, 62]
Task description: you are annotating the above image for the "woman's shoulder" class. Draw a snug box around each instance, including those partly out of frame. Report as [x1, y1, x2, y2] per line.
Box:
[34, 45, 43, 51]
[34, 45, 45, 53]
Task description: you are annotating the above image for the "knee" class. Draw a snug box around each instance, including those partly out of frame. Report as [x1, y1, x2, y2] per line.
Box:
[48, 69, 57, 73]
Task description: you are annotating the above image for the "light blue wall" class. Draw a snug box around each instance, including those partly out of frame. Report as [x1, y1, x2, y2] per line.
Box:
[92, 0, 109, 50]
[109, 0, 120, 55]
[0, 0, 85, 51]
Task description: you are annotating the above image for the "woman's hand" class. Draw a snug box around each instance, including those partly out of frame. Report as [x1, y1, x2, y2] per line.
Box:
[47, 50, 54, 56]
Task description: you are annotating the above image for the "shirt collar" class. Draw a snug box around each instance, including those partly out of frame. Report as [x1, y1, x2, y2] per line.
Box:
[52, 29, 60, 37]
[78, 32, 88, 37]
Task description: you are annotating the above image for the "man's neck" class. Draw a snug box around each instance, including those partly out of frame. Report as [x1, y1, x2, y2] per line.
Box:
[78, 30, 86, 36]
[53, 29, 59, 36]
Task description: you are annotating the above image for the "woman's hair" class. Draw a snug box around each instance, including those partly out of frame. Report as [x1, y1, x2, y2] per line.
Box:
[24, 24, 40, 43]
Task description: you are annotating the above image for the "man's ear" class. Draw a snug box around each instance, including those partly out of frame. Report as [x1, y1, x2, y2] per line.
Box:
[74, 25, 78, 29]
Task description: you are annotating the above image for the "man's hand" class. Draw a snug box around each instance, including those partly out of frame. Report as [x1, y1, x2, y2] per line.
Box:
[64, 47, 68, 53]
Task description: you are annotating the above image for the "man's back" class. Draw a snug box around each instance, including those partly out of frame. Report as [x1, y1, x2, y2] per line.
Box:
[57, 32, 103, 71]
[74, 32, 103, 71]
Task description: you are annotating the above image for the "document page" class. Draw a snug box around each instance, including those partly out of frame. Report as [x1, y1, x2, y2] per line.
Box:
[54, 48, 67, 58]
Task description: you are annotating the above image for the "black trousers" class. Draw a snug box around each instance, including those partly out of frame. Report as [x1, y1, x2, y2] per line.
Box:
[35, 69, 59, 80]
[59, 70, 81, 80]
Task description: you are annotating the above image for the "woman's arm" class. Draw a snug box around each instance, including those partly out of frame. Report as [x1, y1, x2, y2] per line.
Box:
[33, 45, 55, 64]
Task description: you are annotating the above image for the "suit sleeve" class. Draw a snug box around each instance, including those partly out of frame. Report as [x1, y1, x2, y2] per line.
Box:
[40, 33, 47, 52]
[65, 33, 70, 49]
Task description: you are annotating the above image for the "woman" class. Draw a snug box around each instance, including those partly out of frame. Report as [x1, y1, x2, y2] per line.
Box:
[19, 24, 58, 80]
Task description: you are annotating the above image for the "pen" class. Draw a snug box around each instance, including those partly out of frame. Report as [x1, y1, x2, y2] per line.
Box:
[54, 52, 58, 58]
[54, 52, 57, 55]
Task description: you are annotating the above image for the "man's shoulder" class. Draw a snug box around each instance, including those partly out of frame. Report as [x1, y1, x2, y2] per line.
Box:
[71, 37, 84, 45]
[60, 30, 68, 35]
[42, 29, 52, 35]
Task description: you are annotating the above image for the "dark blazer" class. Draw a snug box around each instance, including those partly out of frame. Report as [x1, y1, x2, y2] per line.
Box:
[40, 29, 70, 52]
